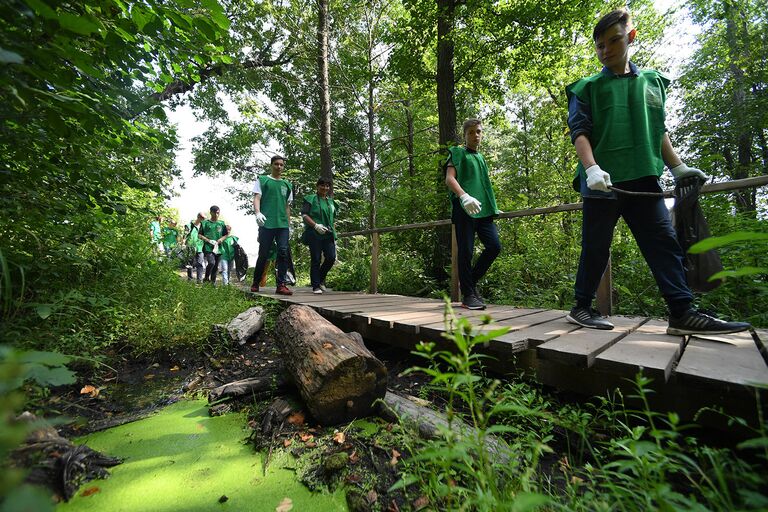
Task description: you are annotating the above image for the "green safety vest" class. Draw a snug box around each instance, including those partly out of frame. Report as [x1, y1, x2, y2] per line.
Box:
[258, 175, 292, 229]
[187, 221, 204, 252]
[302, 194, 338, 240]
[162, 227, 178, 249]
[447, 145, 500, 218]
[200, 219, 226, 252]
[565, 69, 669, 184]
[219, 235, 238, 262]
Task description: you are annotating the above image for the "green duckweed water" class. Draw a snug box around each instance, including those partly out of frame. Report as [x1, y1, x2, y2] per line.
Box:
[57, 399, 347, 512]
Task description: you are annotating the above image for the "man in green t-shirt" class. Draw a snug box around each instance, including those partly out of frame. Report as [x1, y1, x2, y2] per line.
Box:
[161, 220, 179, 258]
[251, 155, 294, 295]
[185, 212, 206, 282]
[301, 177, 338, 294]
[218, 225, 238, 286]
[564, 8, 749, 336]
[445, 119, 502, 310]
[198, 205, 228, 284]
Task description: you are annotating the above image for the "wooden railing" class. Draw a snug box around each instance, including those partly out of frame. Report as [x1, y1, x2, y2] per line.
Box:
[337, 175, 768, 313]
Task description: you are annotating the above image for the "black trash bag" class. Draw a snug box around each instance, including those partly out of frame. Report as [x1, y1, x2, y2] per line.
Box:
[234, 242, 249, 282]
[672, 176, 724, 293]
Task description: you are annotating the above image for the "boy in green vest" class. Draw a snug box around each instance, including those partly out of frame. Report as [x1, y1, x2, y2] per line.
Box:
[161, 220, 179, 258]
[445, 119, 502, 310]
[199, 205, 228, 284]
[185, 212, 206, 282]
[251, 155, 294, 295]
[218, 225, 238, 286]
[565, 9, 750, 335]
[301, 177, 338, 294]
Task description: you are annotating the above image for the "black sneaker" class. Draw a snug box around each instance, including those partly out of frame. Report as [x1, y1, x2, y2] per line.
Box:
[667, 310, 751, 336]
[566, 307, 614, 330]
[461, 295, 486, 310]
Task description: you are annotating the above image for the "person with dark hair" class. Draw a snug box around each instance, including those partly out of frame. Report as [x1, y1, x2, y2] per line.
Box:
[185, 212, 206, 283]
[564, 8, 750, 335]
[199, 205, 227, 284]
[251, 155, 294, 295]
[301, 177, 338, 294]
[444, 118, 502, 310]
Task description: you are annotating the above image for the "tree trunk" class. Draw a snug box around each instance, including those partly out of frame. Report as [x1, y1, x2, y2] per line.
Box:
[317, 0, 333, 184]
[433, 0, 458, 286]
[275, 305, 387, 424]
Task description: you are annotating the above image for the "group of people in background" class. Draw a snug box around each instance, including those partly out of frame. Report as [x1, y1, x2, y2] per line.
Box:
[151, 206, 243, 286]
[152, 8, 751, 337]
[250, 155, 338, 296]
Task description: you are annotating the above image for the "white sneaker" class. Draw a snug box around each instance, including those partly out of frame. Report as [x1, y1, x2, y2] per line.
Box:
[313, 288, 323, 294]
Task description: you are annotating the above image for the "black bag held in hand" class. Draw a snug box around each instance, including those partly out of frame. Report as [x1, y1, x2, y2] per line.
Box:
[672, 176, 724, 293]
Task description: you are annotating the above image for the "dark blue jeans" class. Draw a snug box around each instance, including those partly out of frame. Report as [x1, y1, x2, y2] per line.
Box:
[576, 195, 693, 313]
[253, 227, 290, 287]
[306, 233, 336, 289]
[203, 252, 220, 283]
[452, 199, 501, 297]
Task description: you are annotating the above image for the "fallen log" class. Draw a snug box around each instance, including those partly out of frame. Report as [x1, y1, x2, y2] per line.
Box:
[208, 374, 290, 402]
[379, 391, 510, 464]
[275, 305, 388, 424]
[213, 306, 266, 346]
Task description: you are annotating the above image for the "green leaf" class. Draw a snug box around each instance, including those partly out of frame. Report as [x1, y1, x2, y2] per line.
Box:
[24, 364, 77, 387]
[131, 6, 151, 32]
[23, 0, 57, 19]
[512, 492, 551, 512]
[0, 48, 24, 64]
[708, 267, 766, 280]
[688, 231, 768, 254]
[17, 350, 71, 366]
[57, 12, 102, 36]
[35, 304, 52, 319]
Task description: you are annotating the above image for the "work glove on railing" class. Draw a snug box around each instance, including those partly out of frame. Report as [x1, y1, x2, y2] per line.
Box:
[585, 164, 613, 192]
[255, 212, 266, 227]
[459, 193, 482, 215]
[314, 223, 329, 234]
[670, 163, 708, 183]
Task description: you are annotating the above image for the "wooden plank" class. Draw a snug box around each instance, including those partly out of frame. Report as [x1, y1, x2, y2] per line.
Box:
[674, 331, 768, 389]
[489, 318, 581, 348]
[536, 316, 647, 368]
[592, 320, 684, 382]
[417, 309, 565, 343]
[329, 297, 438, 313]
[389, 307, 542, 334]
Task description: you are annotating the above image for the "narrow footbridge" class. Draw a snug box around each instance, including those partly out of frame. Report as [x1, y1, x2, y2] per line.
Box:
[250, 287, 768, 424]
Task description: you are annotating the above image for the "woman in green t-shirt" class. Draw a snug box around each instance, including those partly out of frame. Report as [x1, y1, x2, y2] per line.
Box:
[301, 177, 338, 294]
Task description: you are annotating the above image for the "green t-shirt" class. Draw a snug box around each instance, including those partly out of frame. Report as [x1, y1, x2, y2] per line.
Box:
[257, 175, 293, 229]
[200, 219, 226, 252]
[219, 235, 238, 262]
[150, 220, 161, 242]
[302, 194, 338, 240]
[187, 221, 204, 252]
[162, 226, 178, 249]
[446, 145, 500, 219]
[565, 69, 669, 184]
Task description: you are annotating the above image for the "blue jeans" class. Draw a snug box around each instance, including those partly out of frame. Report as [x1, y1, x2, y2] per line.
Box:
[306, 233, 336, 289]
[576, 194, 693, 313]
[452, 199, 501, 297]
[187, 251, 205, 282]
[253, 227, 290, 287]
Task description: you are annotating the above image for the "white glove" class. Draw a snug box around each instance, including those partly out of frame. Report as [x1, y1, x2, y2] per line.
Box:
[670, 163, 708, 182]
[211, 242, 219, 255]
[585, 164, 613, 192]
[459, 193, 482, 215]
[255, 212, 266, 226]
[314, 223, 329, 234]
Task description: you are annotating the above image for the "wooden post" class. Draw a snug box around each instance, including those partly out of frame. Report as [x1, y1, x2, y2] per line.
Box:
[596, 255, 612, 317]
[450, 225, 459, 302]
[369, 231, 379, 294]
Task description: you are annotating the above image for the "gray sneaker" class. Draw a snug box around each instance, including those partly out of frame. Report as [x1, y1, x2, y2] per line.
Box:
[461, 295, 486, 310]
[566, 307, 614, 330]
[667, 310, 751, 336]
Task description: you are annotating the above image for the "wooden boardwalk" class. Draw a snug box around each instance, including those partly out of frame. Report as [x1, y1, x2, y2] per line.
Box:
[249, 287, 768, 423]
